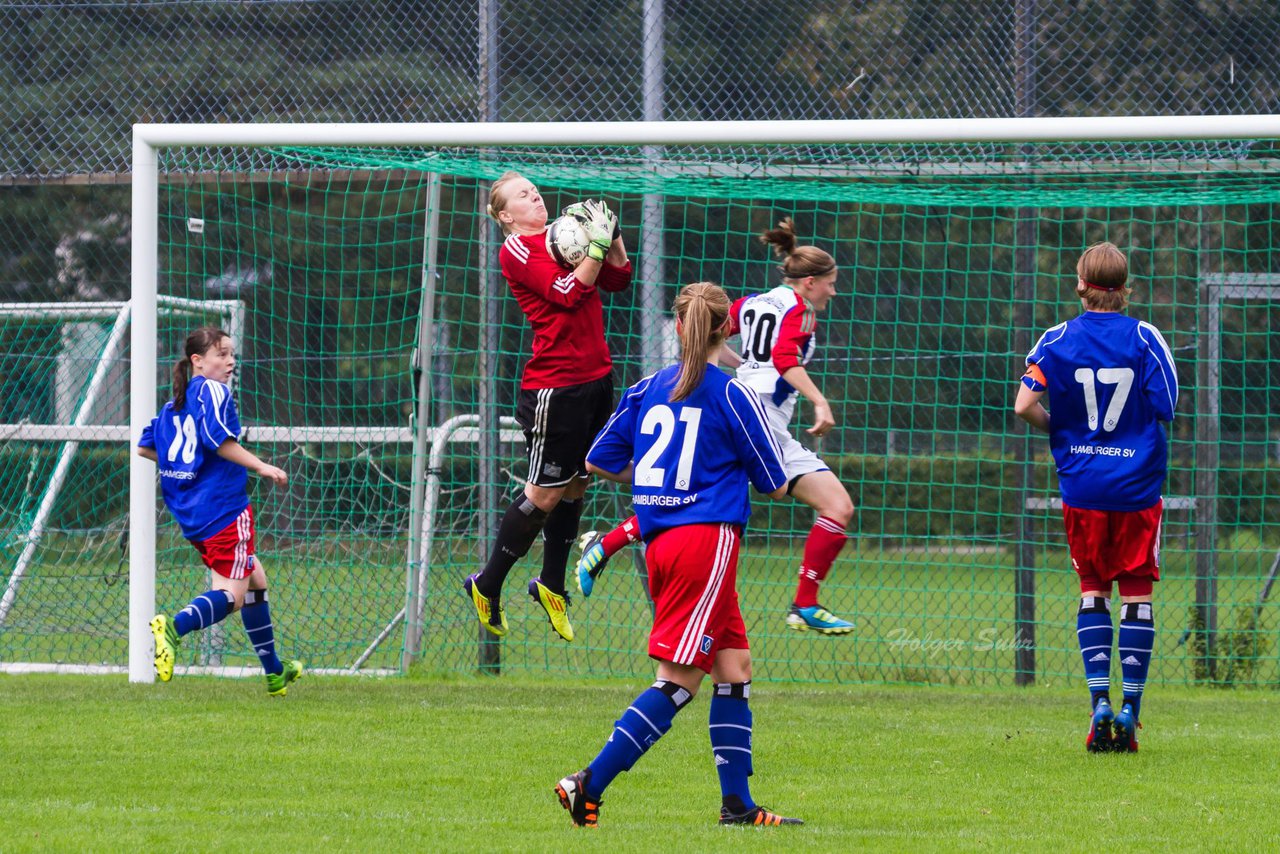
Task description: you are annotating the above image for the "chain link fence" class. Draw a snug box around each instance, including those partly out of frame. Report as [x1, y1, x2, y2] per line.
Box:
[3, 0, 1279, 180]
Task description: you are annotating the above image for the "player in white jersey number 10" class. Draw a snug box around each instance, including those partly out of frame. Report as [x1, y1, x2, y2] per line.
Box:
[574, 219, 856, 635]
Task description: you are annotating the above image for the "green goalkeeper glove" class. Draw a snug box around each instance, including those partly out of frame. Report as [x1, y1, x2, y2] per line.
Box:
[565, 199, 621, 241]
[567, 199, 615, 262]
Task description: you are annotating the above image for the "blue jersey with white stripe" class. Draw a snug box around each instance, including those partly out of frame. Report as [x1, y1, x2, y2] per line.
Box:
[587, 364, 788, 541]
[1024, 311, 1178, 511]
[138, 376, 249, 540]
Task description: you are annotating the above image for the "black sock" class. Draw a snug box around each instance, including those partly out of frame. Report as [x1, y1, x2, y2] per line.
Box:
[475, 496, 548, 598]
[539, 497, 583, 594]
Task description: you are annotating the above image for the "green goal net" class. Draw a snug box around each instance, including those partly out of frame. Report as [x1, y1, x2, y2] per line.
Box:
[5, 134, 1280, 687]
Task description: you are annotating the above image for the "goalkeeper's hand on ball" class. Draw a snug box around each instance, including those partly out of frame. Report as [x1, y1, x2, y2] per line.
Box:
[563, 199, 617, 261]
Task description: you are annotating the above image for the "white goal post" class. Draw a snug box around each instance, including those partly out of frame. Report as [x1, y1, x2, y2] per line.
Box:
[129, 115, 1280, 682]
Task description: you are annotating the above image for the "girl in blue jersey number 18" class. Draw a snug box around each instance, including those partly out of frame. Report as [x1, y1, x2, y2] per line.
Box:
[137, 327, 302, 696]
[554, 283, 802, 829]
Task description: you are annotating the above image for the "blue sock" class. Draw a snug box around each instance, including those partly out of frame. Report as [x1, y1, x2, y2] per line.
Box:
[241, 588, 283, 676]
[1077, 596, 1113, 708]
[1119, 602, 1154, 720]
[586, 680, 691, 798]
[710, 682, 755, 813]
[173, 589, 233, 638]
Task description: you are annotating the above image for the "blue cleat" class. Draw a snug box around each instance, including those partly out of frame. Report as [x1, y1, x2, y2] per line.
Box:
[575, 531, 610, 598]
[1112, 702, 1140, 753]
[1086, 697, 1115, 753]
[785, 604, 854, 635]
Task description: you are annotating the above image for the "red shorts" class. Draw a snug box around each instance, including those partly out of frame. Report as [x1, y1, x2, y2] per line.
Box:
[1062, 500, 1162, 597]
[190, 506, 256, 580]
[645, 523, 748, 674]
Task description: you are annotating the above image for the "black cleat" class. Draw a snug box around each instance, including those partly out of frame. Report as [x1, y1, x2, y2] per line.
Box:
[719, 805, 804, 826]
[555, 768, 600, 828]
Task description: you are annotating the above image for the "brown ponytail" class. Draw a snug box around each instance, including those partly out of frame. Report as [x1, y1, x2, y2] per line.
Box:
[758, 217, 836, 280]
[671, 282, 731, 402]
[172, 326, 230, 410]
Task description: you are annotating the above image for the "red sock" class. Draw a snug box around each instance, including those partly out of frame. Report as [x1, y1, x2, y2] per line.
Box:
[601, 515, 641, 557]
[793, 516, 848, 608]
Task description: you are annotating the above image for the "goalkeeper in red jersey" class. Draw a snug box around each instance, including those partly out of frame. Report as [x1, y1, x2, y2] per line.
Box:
[1015, 242, 1178, 753]
[464, 171, 632, 643]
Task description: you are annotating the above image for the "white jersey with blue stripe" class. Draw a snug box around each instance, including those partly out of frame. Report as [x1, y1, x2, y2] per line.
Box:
[1023, 311, 1178, 511]
[587, 363, 788, 540]
[138, 376, 250, 541]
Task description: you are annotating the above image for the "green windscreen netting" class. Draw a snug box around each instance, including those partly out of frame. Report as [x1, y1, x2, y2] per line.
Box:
[3, 138, 1278, 686]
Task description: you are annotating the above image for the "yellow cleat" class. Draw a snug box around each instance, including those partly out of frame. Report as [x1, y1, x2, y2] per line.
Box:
[528, 578, 574, 642]
[464, 573, 508, 637]
[267, 659, 303, 697]
[149, 614, 178, 682]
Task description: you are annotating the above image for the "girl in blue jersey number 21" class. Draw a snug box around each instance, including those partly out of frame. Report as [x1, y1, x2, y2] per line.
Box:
[137, 327, 302, 697]
[554, 283, 802, 829]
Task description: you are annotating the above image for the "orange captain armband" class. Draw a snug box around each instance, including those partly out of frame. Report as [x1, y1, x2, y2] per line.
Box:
[1021, 363, 1047, 391]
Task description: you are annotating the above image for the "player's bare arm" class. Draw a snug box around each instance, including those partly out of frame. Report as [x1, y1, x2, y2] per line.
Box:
[780, 364, 835, 436]
[1013, 383, 1050, 433]
[216, 439, 288, 486]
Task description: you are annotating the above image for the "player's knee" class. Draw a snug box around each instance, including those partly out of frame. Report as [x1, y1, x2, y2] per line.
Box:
[525, 483, 565, 512]
[712, 654, 752, 684]
[829, 495, 855, 526]
[223, 588, 245, 613]
[657, 664, 704, 698]
[563, 477, 590, 501]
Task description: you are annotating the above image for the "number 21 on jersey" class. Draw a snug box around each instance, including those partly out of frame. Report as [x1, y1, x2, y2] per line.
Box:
[634, 405, 702, 490]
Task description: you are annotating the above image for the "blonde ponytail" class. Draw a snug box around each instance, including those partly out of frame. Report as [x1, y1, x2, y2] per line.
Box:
[671, 282, 731, 402]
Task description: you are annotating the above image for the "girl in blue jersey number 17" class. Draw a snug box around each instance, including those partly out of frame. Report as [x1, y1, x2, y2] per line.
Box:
[554, 283, 802, 829]
[1014, 243, 1177, 753]
[137, 327, 302, 697]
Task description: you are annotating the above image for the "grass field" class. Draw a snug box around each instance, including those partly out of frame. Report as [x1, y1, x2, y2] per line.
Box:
[3, 673, 1279, 852]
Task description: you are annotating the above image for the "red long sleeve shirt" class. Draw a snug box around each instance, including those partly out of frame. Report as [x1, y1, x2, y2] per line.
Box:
[499, 231, 632, 389]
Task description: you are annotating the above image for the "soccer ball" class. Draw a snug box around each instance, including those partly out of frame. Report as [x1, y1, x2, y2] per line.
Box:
[545, 214, 591, 269]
